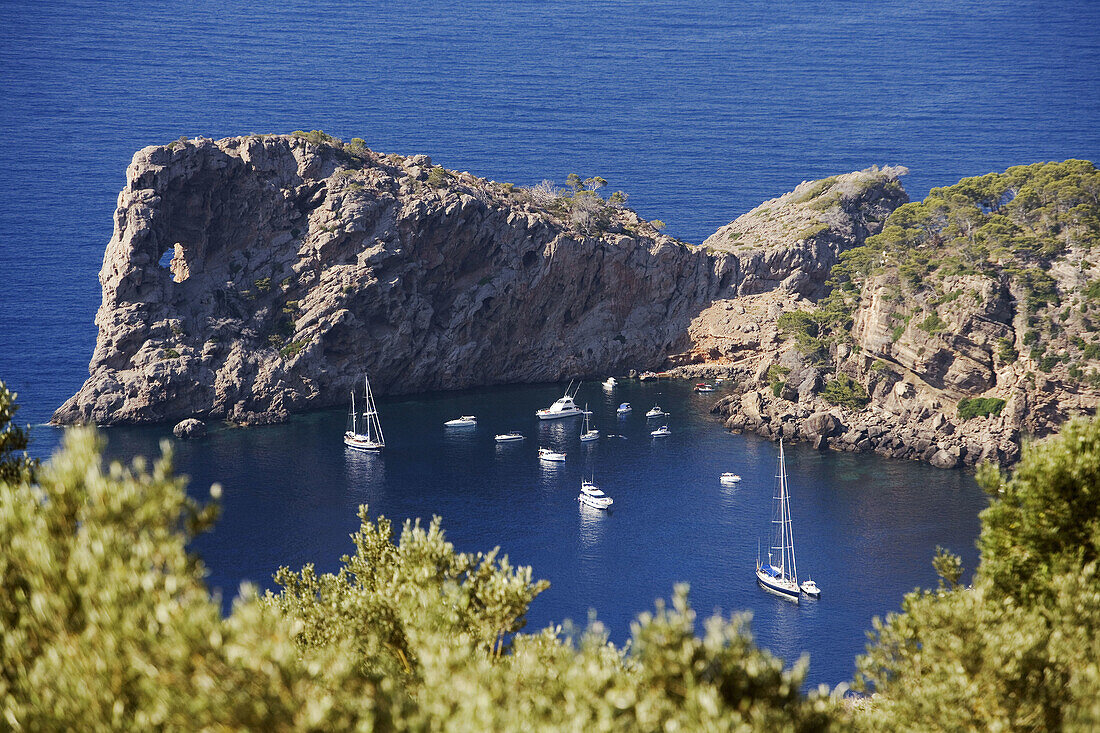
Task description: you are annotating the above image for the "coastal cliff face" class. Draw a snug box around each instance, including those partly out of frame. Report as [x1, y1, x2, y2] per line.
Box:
[702, 160, 1100, 467]
[55, 134, 739, 425]
[64, 137, 1099, 471]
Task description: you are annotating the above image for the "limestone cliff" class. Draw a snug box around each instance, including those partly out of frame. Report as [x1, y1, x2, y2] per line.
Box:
[53, 135, 911, 434]
[55, 134, 737, 425]
[703, 160, 1100, 467]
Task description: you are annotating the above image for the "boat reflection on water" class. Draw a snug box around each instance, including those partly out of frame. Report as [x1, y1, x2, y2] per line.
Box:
[578, 500, 609, 554]
[344, 449, 386, 504]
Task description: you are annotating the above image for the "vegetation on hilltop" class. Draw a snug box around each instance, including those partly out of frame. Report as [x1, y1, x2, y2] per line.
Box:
[3, 382, 1100, 727]
[777, 160, 1100, 391]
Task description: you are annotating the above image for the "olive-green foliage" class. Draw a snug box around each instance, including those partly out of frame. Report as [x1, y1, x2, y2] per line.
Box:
[160, 348, 181, 360]
[917, 312, 947, 334]
[855, 418, 1100, 731]
[426, 165, 448, 188]
[1, 409, 837, 730]
[820, 374, 870, 411]
[0, 381, 36, 483]
[291, 129, 340, 146]
[956, 396, 1006, 420]
[279, 339, 307, 359]
[803, 160, 1100, 369]
[0, 429, 375, 729]
[768, 364, 792, 398]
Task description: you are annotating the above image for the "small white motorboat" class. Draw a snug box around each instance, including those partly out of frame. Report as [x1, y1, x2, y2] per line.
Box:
[646, 405, 666, 419]
[444, 415, 477, 427]
[538, 447, 566, 462]
[639, 371, 658, 381]
[578, 479, 613, 509]
[800, 579, 821, 598]
[580, 404, 599, 442]
[495, 432, 524, 442]
[616, 402, 631, 415]
[694, 383, 715, 393]
[651, 425, 671, 437]
[536, 380, 584, 420]
[720, 473, 742, 485]
[603, 377, 617, 389]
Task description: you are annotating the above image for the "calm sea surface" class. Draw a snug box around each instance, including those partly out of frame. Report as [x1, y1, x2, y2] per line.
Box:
[1, 0, 1097, 687]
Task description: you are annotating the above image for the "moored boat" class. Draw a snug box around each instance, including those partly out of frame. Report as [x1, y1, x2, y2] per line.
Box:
[603, 377, 617, 389]
[694, 383, 715, 393]
[580, 403, 599, 442]
[538, 447, 566, 462]
[344, 376, 385, 452]
[444, 415, 477, 427]
[755, 440, 813, 603]
[646, 405, 666, 419]
[495, 432, 524, 442]
[578, 478, 613, 509]
[650, 425, 671, 437]
[536, 381, 584, 420]
[616, 402, 631, 415]
[720, 472, 742, 485]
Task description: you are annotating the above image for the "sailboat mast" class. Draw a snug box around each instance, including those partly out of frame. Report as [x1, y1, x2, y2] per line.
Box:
[364, 375, 385, 446]
[349, 390, 357, 433]
[780, 440, 798, 584]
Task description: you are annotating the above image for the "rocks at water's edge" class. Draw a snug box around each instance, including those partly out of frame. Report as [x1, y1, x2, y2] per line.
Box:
[172, 418, 206, 439]
[54, 135, 1097, 468]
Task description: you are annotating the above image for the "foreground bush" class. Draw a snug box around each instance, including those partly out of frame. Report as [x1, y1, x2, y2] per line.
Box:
[0, 390, 833, 730]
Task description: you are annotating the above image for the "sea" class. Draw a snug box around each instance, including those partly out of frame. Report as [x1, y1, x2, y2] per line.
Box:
[0, 0, 1097, 688]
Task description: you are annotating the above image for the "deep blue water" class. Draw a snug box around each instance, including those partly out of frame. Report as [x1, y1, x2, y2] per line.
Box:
[0, 0, 1096, 688]
[79, 381, 984, 688]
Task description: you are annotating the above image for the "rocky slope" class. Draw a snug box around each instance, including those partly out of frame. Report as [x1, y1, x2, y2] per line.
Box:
[56, 133, 909, 427]
[55, 133, 735, 425]
[64, 135, 1092, 472]
[703, 160, 1100, 467]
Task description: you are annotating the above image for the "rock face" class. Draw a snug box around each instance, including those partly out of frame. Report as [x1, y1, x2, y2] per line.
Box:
[702, 160, 1100, 467]
[57, 134, 752, 425]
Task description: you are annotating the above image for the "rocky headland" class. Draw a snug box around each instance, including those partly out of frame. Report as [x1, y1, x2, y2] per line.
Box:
[54, 133, 1100, 467]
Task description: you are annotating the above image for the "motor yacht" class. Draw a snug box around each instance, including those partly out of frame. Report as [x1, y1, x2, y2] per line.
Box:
[444, 415, 476, 427]
[720, 473, 742, 485]
[538, 447, 566, 462]
[536, 381, 584, 420]
[495, 432, 524, 442]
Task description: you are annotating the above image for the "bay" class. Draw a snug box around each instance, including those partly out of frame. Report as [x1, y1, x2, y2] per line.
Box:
[49, 380, 984, 688]
[0, 0, 1090, 690]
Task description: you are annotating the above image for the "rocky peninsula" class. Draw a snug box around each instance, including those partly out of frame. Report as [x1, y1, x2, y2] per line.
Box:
[54, 133, 1100, 467]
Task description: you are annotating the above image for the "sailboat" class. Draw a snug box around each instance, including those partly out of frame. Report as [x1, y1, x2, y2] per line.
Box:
[580, 403, 599, 442]
[344, 376, 385, 451]
[755, 439, 812, 602]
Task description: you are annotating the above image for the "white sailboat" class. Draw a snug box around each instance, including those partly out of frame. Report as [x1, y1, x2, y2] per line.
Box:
[344, 376, 385, 452]
[755, 439, 810, 602]
[580, 403, 599, 442]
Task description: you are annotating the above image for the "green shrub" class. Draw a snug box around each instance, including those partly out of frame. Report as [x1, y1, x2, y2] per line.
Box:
[820, 374, 870, 411]
[956, 397, 1006, 420]
[291, 129, 340, 146]
[918, 312, 948, 334]
[794, 223, 829, 241]
[279, 339, 307, 359]
[427, 166, 448, 188]
[160, 348, 181, 360]
[254, 277, 272, 293]
[997, 336, 1018, 363]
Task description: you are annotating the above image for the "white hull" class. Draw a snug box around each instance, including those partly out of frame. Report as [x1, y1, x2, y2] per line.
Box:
[344, 432, 383, 452]
[495, 433, 524, 442]
[578, 493, 613, 509]
[756, 568, 800, 603]
[537, 408, 583, 420]
[720, 473, 742, 485]
[651, 427, 670, 437]
[580, 432, 599, 442]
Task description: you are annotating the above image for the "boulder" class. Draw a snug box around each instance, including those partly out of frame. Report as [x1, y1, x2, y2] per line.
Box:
[929, 449, 959, 469]
[803, 411, 842, 439]
[172, 418, 207, 439]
